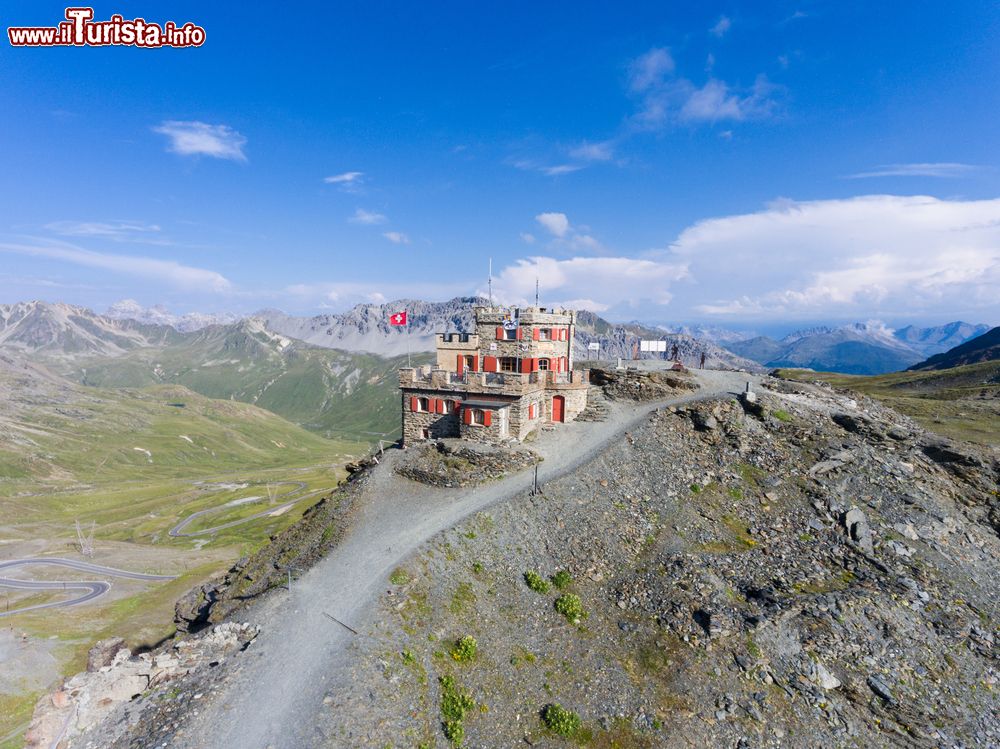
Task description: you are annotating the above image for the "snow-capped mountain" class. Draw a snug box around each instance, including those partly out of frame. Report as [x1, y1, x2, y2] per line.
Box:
[105, 299, 242, 332]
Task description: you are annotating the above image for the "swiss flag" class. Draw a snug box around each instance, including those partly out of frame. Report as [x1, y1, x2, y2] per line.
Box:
[389, 311, 407, 326]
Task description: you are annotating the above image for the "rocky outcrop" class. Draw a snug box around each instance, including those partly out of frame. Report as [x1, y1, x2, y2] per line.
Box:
[395, 441, 540, 488]
[25, 623, 259, 749]
[589, 365, 699, 401]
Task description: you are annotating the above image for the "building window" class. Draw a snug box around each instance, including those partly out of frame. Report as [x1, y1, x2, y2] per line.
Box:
[464, 355, 475, 370]
[417, 397, 430, 412]
[471, 408, 486, 425]
[502, 327, 517, 340]
[537, 358, 550, 371]
[420, 428, 430, 440]
[538, 328, 551, 341]
[443, 400, 456, 414]
[499, 357, 518, 372]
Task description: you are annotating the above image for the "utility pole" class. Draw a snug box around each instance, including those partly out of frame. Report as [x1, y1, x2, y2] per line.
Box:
[535, 277, 539, 307]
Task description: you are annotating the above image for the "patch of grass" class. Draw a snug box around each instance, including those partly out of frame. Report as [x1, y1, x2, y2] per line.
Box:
[449, 582, 476, 615]
[524, 570, 550, 594]
[440, 675, 476, 746]
[541, 702, 582, 738]
[721, 514, 757, 549]
[727, 487, 743, 500]
[550, 570, 573, 590]
[689, 484, 702, 494]
[471, 561, 484, 575]
[554, 593, 586, 624]
[772, 409, 793, 422]
[450, 635, 478, 663]
[389, 567, 411, 585]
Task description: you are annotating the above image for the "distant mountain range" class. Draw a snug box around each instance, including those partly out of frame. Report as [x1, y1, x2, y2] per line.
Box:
[723, 321, 991, 375]
[105, 299, 241, 332]
[909, 326, 1000, 371]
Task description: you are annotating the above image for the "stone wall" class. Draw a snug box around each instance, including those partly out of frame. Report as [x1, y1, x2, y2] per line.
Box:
[459, 406, 509, 443]
[401, 390, 461, 445]
[510, 390, 546, 440]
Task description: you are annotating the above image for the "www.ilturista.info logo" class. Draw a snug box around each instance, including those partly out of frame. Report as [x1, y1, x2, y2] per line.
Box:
[8, 7, 205, 48]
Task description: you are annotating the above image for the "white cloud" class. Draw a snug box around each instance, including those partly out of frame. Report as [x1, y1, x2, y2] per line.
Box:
[350, 208, 387, 225]
[383, 231, 410, 244]
[153, 121, 247, 161]
[710, 16, 732, 37]
[324, 171, 364, 184]
[569, 140, 615, 162]
[45, 221, 166, 244]
[0, 239, 231, 292]
[628, 48, 675, 92]
[520, 232, 536, 244]
[535, 212, 571, 238]
[492, 256, 688, 310]
[679, 76, 776, 122]
[845, 163, 982, 179]
[668, 195, 1000, 320]
[627, 47, 779, 128]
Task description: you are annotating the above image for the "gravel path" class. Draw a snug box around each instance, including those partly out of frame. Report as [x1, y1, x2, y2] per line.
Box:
[172, 369, 756, 749]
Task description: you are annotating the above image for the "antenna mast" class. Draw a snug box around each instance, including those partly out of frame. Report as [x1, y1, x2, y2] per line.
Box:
[488, 257, 493, 306]
[535, 277, 539, 307]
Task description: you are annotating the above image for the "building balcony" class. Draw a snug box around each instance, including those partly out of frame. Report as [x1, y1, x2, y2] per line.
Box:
[400, 366, 587, 393]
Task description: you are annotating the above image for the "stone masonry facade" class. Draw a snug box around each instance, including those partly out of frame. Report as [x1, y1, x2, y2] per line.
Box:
[399, 306, 589, 445]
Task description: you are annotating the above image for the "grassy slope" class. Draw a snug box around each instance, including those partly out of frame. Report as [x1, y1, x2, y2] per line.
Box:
[774, 360, 1000, 446]
[0, 370, 365, 744]
[68, 328, 430, 442]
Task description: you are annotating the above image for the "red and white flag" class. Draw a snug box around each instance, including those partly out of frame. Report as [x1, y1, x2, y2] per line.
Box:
[389, 310, 408, 326]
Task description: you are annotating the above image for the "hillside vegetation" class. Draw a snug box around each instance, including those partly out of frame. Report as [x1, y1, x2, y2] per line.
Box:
[774, 361, 1000, 446]
[65, 320, 429, 442]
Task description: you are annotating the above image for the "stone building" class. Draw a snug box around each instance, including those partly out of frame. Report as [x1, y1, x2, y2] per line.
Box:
[399, 306, 589, 445]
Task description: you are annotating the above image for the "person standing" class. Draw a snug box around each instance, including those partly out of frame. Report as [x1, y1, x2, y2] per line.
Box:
[700, 351, 706, 369]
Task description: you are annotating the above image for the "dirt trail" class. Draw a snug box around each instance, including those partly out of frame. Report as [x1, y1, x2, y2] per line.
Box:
[172, 369, 756, 749]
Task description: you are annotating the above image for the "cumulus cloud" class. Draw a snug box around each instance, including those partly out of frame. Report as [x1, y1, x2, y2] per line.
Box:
[535, 212, 571, 238]
[669, 195, 1000, 320]
[0, 239, 231, 292]
[520, 232, 536, 244]
[492, 256, 688, 310]
[350, 208, 387, 225]
[845, 163, 982, 179]
[383, 231, 410, 244]
[153, 121, 247, 161]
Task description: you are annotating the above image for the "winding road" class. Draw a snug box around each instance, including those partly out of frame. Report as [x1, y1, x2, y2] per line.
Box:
[168, 481, 312, 538]
[169, 369, 758, 749]
[0, 558, 177, 618]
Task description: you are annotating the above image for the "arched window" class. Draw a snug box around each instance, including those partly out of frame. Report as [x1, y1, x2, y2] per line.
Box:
[417, 397, 430, 412]
[537, 358, 550, 371]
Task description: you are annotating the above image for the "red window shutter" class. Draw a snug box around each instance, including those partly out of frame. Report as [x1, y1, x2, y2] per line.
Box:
[516, 327, 523, 340]
[563, 356, 568, 371]
[436, 399, 444, 414]
[520, 358, 531, 373]
[529, 404, 535, 419]
[483, 410, 492, 427]
[462, 407, 472, 425]
[410, 396, 418, 412]
[496, 326, 503, 340]
[456, 355, 464, 375]
[532, 328, 540, 341]
[484, 356, 497, 372]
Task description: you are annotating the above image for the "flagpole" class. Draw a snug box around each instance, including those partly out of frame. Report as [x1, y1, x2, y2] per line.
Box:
[406, 308, 411, 368]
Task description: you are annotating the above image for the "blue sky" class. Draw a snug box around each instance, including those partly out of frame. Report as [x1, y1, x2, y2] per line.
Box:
[2, 1, 999, 332]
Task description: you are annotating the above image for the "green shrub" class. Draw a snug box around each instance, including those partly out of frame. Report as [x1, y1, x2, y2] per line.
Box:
[450, 635, 478, 663]
[554, 593, 586, 623]
[389, 567, 411, 585]
[524, 570, 550, 593]
[549, 570, 572, 590]
[440, 675, 476, 746]
[772, 409, 792, 422]
[541, 703, 582, 737]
